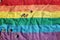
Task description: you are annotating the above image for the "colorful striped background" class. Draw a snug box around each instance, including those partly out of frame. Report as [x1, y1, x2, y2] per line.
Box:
[0, 0, 60, 40]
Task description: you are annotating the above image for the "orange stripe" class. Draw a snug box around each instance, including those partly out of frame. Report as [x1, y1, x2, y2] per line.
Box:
[0, 5, 60, 12]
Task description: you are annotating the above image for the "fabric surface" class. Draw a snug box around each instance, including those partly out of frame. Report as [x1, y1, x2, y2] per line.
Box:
[0, 0, 60, 40]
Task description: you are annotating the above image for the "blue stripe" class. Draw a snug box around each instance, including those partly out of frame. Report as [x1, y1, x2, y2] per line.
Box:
[0, 24, 60, 33]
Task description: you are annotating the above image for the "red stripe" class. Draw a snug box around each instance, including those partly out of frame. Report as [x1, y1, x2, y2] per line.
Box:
[0, 0, 60, 5]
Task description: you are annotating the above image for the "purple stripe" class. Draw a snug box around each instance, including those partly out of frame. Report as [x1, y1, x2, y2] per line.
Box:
[0, 32, 60, 40]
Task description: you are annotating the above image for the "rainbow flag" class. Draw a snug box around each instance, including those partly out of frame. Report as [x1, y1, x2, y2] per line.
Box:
[0, 0, 60, 40]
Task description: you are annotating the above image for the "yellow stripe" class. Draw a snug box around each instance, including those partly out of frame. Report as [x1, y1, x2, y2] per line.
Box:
[0, 11, 60, 18]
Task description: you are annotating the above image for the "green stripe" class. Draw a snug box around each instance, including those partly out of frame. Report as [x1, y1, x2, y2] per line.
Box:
[0, 18, 60, 25]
